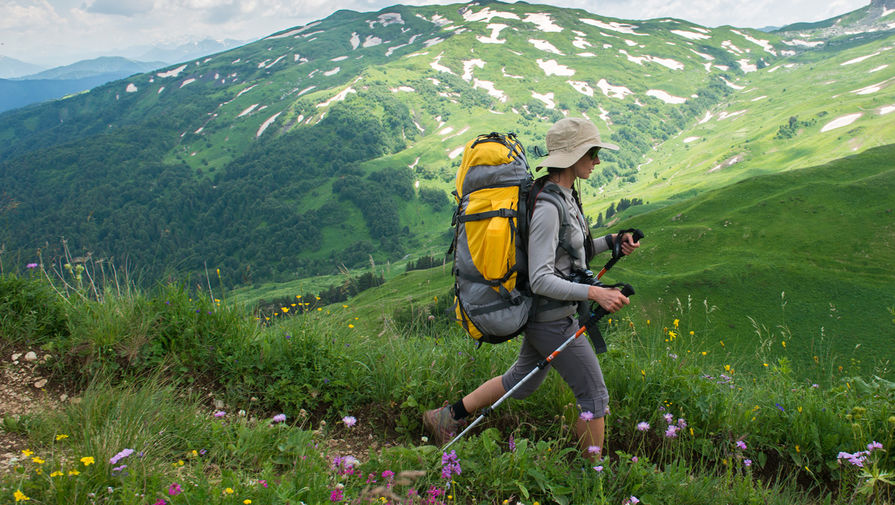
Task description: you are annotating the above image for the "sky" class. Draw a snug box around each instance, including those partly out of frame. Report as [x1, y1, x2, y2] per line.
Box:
[0, 0, 871, 67]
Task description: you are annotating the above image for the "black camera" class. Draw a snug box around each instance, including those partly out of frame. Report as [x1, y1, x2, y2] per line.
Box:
[568, 268, 603, 287]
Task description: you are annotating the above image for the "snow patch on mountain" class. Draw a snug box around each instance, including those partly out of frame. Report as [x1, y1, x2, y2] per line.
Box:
[722, 41, 744, 54]
[879, 104, 895, 115]
[537, 59, 575, 76]
[532, 91, 555, 109]
[266, 21, 322, 39]
[477, 23, 508, 43]
[842, 51, 880, 65]
[475, 79, 507, 102]
[502, 67, 523, 79]
[448, 145, 465, 159]
[646, 89, 686, 104]
[463, 6, 520, 23]
[391, 86, 415, 93]
[720, 77, 745, 90]
[578, 52, 596, 57]
[671, 30, 710, 40]
[737, 59, 757, 72]
[316, 85, 357, 108]
[567, 80, 593, 96]
[297, 86, 315, 97]
[851, 79, 891, 95]
[430, 53, 454, 74]
[751, 95, 767, 101]
[363, 36, 383, 48]
[424, 37, 445, 48]
[690, 49, 714, 60]
[368, 13, 403, 29]
[573, 36, 592, 49]
[698, 111, 712, 124]
[524, 12, 563, 32]
[158, 87, 165, 94]
[386, 34, 420, 57]
[324, 67, 340, 76]
[597, 78, 632, 99]
[529, 39, 564, 55]
[821, 113, 861, 132]
[684, 136, 700, 143]
[238, 104, 259, 118]
[870, 64, 888, 73]
[462, 59, 485, 81]
[598, 105, 611, 124]
[717, 110, 746, 120]
[580, 18, 647, 36]
[126, 83, 138, 93]
[782, 39, 823, 47]
[157, 64, 188, 78]
[256, 112, 282, 138]
[619, 50, 684, 70]
[180, 78, 196, 88]
[731, 29, 776, 55]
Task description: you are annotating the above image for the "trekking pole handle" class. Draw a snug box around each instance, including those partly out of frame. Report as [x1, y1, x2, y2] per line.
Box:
[591, 283, 636, 320]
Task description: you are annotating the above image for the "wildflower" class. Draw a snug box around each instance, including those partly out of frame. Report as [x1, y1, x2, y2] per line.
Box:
[80, 456, 95, 466]
[214, 410, 226, 418]
[154, 500, 167, 505]
[668, 331, 676, 339]
[673, 319, 679, 328]
[736, 440, 747, 450]
[68, 470, 80, 476]
[168, 483, 183, 496]
[636, 421, 650, 431]
[342, 415, 357, 427]
[781, 340, 786, 348]
[623, 496, 640, 505]
[663, 413, 673, 424]
[631, 456, 638, 462]
[579, 411, 595, 422]
[50, 471, 64, 477]
[32, 457, 44, 465]
[441, 450, 462, 480]
[868, 441, 883, 451]
[272, 414, 287, 423]
[677, 418, 687, 429]
[587, 445, 601, 455]
[244, 501, 252, 504]
[382, 470, 395, 480]
[21, 450, 33, 457]
[258, 480, 268, 487]
[110, 448, 134, 465]
[330, 487, 344, 502]
[55, 434, 69, 441]
[665, 425, 679, 438]
[775, 403, 785, 412]
[14, 490, 30, 502]
[224, 487, 234, 494]
[744, 459, 752, 467]
[112, 465, 127, 473]
[27, 263, 38, 269]
[508, 434, 516, 452]
[348, 324, 354, 328]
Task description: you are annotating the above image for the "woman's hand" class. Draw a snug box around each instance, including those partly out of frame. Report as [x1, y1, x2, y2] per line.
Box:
[616, 233, 641, 256]
[587, 285, 629, 313]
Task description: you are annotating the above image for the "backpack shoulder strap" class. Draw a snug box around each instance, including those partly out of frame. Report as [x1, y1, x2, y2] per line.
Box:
[530, 180, 579, 261]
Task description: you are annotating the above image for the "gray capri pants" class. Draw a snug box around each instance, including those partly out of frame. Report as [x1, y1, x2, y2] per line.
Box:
[501, 315, 610, 417]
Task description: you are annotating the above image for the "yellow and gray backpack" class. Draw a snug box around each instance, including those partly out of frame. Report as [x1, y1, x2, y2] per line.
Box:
[449, 132, 535, 344]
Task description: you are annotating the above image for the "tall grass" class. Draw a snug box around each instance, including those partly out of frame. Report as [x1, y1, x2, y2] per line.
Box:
[1, 272, 893, 504]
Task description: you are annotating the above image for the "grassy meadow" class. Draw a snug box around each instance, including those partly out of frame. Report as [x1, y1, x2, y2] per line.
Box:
[1, 253, 893, 504]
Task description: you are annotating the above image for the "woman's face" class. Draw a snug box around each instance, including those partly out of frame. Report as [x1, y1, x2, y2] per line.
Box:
[572, 146, 600, 180]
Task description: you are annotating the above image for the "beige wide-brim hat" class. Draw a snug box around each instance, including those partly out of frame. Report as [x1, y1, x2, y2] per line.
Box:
[536, 117, 619, 170]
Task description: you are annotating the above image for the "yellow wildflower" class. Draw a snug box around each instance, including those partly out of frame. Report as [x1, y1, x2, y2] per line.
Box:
[225, 488, 234, 495]
[701, 351, 707, 356]
[80, 456, 94, 466]
[342, 304, 348, 308]
[348, 324, 355, 328]
[796, 445, 800, 453]
[21, 450, 33, 457]
[14, 490, 30, 502]
[55, 434, 69, 441]
[673, 319, 679, 328]
[281, 307, 289, 313]
[50, 471, 64, 477]
[782, 341, 786, 348]
[32, 457, 44, 465]
[244, 500, 252, 504]
[68, 470, 80, 476]
[689, 330, 694, 336]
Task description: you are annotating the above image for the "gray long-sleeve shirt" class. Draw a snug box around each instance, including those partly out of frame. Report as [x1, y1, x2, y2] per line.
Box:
[528, 182, 612, 322]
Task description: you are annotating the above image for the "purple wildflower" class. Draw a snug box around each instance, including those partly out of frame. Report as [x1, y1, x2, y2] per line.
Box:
[677, 418, 687, 429]
[153, 500, 167, 505]
[213, 410, 226, 418]
[441, 450, 462, 480]
[271, 414, 287, 423]
[663, 413, 673, 424]
[580, 411, 595, 422]
[109, 448, 134, 465]
[168, 483, 182, 496]
[508, 434, 516, 452]
[27, 263, 38, 269]
[111, 464, 127, 473]
[631, 456, 638, 463]
[636, 421, 650, 431]
[587, 445, 601, 455]
[665, 425, 679, 438]
[593, 465, 604, 472]
[330, 487, 343, 502]
[342, 415, 357, 427]
[744, 459, 752, 467]
[736, 440, 747, 451]
[775, 403, 785, 412]
[382, 470, 395, 480]
[868, 441, 883, 451]
[623, 496, 641, 505]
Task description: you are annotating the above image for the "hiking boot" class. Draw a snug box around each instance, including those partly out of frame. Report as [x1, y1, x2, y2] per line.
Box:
[422, 403, 466, 446]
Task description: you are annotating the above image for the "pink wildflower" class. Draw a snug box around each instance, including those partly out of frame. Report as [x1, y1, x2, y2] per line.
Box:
[213, 410, 226, 418]
[580, 411, 595, 421]
[271, 414, 287, 423]
[636, 421, 650, 431]
[168, 483, 182, 496]
[736, 440, 747, 451]
[342, 415, 357, 427]
[665, 425, 679, 438]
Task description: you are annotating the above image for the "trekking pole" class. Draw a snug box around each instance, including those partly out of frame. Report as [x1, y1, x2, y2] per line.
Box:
[442, 283, 635, 451]
[597, 229, 644, 280]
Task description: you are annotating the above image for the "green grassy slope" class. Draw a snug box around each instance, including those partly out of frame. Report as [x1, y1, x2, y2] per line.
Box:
[603, 143, 895, 374]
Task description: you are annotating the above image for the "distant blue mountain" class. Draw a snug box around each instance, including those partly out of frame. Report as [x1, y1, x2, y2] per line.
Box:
[0, 57, 165, 113]
[0, 55, 46, 79]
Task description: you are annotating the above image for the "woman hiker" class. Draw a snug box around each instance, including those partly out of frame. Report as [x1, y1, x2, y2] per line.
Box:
[423, 117, 641, 462]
